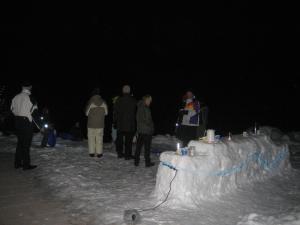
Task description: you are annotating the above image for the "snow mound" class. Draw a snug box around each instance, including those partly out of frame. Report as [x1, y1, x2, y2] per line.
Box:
[288, 132, 300, 143]
[237, 211, 300, 225]
[154, 133, 291, 208]
[259, 127, 300, 147]
[259, 126, 286, 142]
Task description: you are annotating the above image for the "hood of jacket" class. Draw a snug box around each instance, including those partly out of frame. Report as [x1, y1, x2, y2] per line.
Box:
[89, 95, 104, 106]
[137, 100, 146, 108]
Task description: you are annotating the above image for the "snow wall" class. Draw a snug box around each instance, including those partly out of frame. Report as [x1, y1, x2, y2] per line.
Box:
[153, 132, 291, 208]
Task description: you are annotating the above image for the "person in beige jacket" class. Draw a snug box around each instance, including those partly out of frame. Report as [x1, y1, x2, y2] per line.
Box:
[85, 88, 108, 158]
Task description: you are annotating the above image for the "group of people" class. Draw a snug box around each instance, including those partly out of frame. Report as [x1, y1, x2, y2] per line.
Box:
[85, 85, 155, 167]
[10, 81, 208, 171]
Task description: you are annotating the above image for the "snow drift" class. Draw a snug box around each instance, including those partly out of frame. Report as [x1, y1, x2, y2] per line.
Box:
[237, 210, 300, 225]
[154, 132, 291, 208]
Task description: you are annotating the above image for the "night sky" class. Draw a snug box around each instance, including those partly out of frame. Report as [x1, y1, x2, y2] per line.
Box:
[1, 3, 299, 140]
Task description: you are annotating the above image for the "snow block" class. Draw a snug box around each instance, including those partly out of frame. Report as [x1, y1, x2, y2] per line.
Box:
[153, 133, 291, 208]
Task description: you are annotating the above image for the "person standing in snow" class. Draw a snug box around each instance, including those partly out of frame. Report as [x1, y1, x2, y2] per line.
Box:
[10, 82, 37, 170]
[134, 95, 155, 167]
[176, 90, 201, 146]
[85, 88, 108, 158]
[40, 107, 51, 148]
[111, 95, 119, 144]
[114, 85, 137, 159]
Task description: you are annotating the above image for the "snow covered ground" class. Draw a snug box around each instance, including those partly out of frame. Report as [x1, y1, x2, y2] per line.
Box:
[1, 130, 300, 225]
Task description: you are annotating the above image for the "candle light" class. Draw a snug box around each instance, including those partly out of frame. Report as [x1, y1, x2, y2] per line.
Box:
[176, 143, 180, 155]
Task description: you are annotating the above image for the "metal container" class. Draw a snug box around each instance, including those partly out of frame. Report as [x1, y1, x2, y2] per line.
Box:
[207, 129, 215, 143]
[181, 147, 188, 156]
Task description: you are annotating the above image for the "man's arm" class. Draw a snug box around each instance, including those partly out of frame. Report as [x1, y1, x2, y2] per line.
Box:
[103, 102, 108, 116]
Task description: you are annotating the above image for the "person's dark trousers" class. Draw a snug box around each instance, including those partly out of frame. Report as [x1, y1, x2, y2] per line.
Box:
[197, 124, 206, 138]
[177, 125, 198, 147]
[41, 128, 50, 147]
[116, 131, 134, 158]
[14, 116, 33, 168]
[135, 134, 152, 165]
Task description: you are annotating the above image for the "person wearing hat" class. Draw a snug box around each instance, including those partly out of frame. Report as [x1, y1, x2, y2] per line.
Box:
[85, 88, 108, 158]
[114, 85, 137, 159]
[10, 82, 37, 170]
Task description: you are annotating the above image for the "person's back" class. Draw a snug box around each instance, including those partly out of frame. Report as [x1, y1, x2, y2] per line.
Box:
[85, 89, 108, 158]
[11, 91, 35, 122]
[114, 85, 137, 159]
[115, 94, 137, 132]
[136, 100, 154, 135]
[86, 95, 107, 129]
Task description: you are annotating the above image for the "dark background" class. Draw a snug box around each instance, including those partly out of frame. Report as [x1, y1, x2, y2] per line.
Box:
[1, 3, 299, 141]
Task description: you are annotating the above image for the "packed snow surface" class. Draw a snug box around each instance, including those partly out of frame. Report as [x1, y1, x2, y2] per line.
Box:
[1, 127, 300, 225]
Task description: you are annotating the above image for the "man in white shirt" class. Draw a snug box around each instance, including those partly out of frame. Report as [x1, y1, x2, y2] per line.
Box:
[11, 82, 37, 170]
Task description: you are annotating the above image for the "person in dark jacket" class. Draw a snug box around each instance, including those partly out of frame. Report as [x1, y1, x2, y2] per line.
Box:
[134, 95, 155, 167]
[40, 107, 51, 147]
[111, 95, 119, 144]
[176, 91, 201, 146]
[114, 85, 137, 159]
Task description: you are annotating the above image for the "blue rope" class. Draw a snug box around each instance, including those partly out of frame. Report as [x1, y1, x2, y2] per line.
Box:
[160, 147, 289, 177]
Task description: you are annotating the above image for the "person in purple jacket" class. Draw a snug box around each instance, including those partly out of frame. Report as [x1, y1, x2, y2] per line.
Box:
[176, 90, 201, 146]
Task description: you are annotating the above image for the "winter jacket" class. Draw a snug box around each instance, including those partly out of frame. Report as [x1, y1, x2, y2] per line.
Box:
[11, 89, 37, 122]
[180, 98, 200, 127]
[41, 110, 50, 124]
[136, 101, 154, 135]
[114, 94, 137, 132]
[200, 104, 208, 126]
[85, 95, 108, 129]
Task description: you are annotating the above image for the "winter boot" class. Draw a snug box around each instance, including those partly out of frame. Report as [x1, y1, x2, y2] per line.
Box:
[23, 165, 37, 170]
